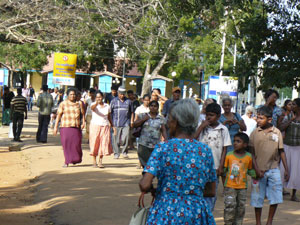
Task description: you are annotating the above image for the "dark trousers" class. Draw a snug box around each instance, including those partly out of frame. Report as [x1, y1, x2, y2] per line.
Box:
[12, 112, 24, 140]
[36, 114, 50, 142]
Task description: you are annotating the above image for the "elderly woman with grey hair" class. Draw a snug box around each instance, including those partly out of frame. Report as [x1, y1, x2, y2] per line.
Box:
[242, 105, 257, 136]
[219, 97, 246, 152]
[139, 98, 217, 224]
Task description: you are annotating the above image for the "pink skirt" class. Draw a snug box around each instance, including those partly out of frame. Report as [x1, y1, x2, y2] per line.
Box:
[89, 124, 112, 156]
[280, 144, 300, 190]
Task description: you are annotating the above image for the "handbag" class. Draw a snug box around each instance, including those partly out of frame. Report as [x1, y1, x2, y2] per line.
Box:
[132, 127, 142, 138]
[128, 192, 154, 225]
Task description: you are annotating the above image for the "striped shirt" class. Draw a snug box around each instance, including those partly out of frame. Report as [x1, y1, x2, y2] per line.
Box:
[57, 100, 82, 128]
[11, 95, 27, 113]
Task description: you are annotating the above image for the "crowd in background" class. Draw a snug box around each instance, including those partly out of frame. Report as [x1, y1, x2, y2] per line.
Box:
[2, 85, 300, 224]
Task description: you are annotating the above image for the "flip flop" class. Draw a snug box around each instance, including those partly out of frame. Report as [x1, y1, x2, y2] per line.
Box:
[98, 164, 105, 168]
[92, 164, 98, 168]
[291, 196, 300, 202]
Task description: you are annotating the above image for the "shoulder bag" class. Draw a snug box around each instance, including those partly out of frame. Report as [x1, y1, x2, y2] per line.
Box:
[128, 192, 154, 225]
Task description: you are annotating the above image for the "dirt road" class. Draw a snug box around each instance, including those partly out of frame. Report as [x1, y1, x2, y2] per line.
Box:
[0, 110, 299, 225]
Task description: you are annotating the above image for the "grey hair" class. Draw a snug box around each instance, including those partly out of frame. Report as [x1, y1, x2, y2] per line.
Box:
[245, 105, 255, 114]
[169, 98, 200, 135]
[222, 97, 233, 105]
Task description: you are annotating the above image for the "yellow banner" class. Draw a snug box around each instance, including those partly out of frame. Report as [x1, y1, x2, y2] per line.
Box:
[53, 53, 77, 86]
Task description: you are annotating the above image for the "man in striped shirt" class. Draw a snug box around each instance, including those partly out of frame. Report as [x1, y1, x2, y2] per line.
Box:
[10, 88, 27, 142]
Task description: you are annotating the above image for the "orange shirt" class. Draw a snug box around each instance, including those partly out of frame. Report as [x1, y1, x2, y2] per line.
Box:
[224, 151, 255, 189]
[58, 100, 82, 128]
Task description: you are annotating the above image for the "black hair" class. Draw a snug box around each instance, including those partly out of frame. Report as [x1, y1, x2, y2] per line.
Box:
[205, 103, 221, 115]
[293, 98, 300, 108]
[4, 86, 9, 91]
[149, 100, 159, 107]
[17, 88, 22, 95]
[42, 85, 48, 92]
[152, 88, 161, 94]
[67, 88, 77, 96]
[143, 94, 150, 100]
[111, 85, 118, 91]
[257, 106, 273, 118]
[59, 89, 64, 94]
[127, 90, 134, 95]
[89, 88, 96, 94]
[212, 98, 217, 103]
[264, 89, 279, 100]
[234, 132, 250, 151]
[96, 90, 104, 97]
[283, 99, 291, 110]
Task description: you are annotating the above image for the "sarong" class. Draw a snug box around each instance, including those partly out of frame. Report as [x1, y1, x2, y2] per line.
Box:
[60, 127, 82, 165]
[2, 108, 11, 125]
[280, 144, 300, 189]
[89, 124, 112, 156]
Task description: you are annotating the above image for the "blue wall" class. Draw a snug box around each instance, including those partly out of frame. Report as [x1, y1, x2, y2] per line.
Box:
[152, 79, 166, 96]
[99, 75, 112, 93]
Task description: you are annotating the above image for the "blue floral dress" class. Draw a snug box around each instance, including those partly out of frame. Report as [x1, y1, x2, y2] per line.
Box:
[144, 138, 217, 225]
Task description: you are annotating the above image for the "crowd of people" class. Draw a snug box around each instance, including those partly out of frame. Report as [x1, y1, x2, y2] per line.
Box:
[2, 84, 300, 224]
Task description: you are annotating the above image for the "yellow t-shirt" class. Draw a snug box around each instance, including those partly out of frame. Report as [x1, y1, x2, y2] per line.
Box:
[224, 151, 256, 189]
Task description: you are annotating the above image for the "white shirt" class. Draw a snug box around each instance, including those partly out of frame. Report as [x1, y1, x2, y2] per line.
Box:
[198, 123, 231, 169]
[86, 98, 95, 116]
[91, 103, 111, 126]
[51, 92, 58, 101]
[135, 104, 150, 116]
[242, 114, 257, 136]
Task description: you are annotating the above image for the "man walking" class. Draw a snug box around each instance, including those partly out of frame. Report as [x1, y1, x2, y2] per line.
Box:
[110, 86, 134, 159]
[162, 86, 181, 118]
[104, 85, 118, 104]
[10, 88, 27, 142]
[28, 84, 36, 111]
[36, 85, 53, 143]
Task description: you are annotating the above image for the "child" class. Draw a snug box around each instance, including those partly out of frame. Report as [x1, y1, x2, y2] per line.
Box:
[250, 106, 289, 225]
[195, 102, 231, 212]
[224, 132, 257, 225]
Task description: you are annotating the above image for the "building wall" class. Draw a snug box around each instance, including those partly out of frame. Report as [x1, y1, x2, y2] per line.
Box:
[30, 72, 43, 96]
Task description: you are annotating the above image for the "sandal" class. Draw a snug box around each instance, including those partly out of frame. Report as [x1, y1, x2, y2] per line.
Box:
[98, 164, 105, 168]
[92, 164, 98, 168]
[62, 164, 68, 168]
[291, 196, 300, 202]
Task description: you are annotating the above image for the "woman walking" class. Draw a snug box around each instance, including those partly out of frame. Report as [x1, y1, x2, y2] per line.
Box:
[219, 97, 246, 152]
[133, 100, 167, 167]
[139, 98, 217, 224]
[89, 91, 113, 168]
[53, 88, 85, 167]
[279, 98, 300, 201]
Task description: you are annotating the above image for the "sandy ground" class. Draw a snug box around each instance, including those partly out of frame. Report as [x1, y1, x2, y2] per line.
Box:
[0, 109, 300, 225]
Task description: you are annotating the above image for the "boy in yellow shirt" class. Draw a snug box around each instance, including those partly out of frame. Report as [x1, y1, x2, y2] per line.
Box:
[223, 132, 257, 225]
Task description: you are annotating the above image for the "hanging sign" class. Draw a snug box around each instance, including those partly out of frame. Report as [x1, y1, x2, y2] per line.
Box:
[53, 53, 77, 86]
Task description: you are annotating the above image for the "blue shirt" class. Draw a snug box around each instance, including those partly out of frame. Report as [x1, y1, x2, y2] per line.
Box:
[162, 99, 175, 117]
[144, 138, 216, 224]
[219, 113, 242, 152]
[110, 97, 133, 127]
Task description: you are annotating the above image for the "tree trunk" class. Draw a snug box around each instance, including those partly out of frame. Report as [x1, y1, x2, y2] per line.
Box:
[0, 62, 13, 88]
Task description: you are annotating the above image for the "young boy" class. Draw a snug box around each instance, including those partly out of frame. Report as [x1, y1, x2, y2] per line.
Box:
[250, 106, 289, 225]
[224, 132, 257, 225]
[195, 102, 231, 212]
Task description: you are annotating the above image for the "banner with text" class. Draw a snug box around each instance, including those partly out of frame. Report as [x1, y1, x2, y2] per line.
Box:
[53, 53, 77, 86]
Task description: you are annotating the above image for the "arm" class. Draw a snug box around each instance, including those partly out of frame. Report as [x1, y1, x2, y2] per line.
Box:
[161, 124, 167, 141]
[194, 120, 209, 139]
[278, 114, 295, 132]
[10, 102, 14, 120]
[279, 149, 289, 181]
[133, 114, 150, 128]
[36, 96, 41, 108]
[237, 119, 246, 131]
[108, 113, 113, 127]
[139, 172, 155, 192]
[130, 112, 134, 127]
[90, 102, 98, 111]
[80, 102, 86, 130]
[53, 111, 63, 135]
[249, 146, 264, 178]
[218, 146, 227, 175]
[203, 181, 216, 197]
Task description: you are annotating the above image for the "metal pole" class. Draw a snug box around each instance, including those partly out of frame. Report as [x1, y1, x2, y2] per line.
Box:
[122, 48, 127, 86]
[199, 70, 202, 99]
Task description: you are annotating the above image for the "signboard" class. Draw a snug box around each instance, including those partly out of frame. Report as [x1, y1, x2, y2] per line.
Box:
[53, 53, 77, 86]
[208, 75, 238, 99]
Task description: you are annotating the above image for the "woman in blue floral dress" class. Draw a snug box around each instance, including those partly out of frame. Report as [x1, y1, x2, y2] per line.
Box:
[139, 99, 217, 225]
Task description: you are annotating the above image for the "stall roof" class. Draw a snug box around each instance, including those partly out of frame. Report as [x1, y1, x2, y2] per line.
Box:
[92, 71, 122, 78]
